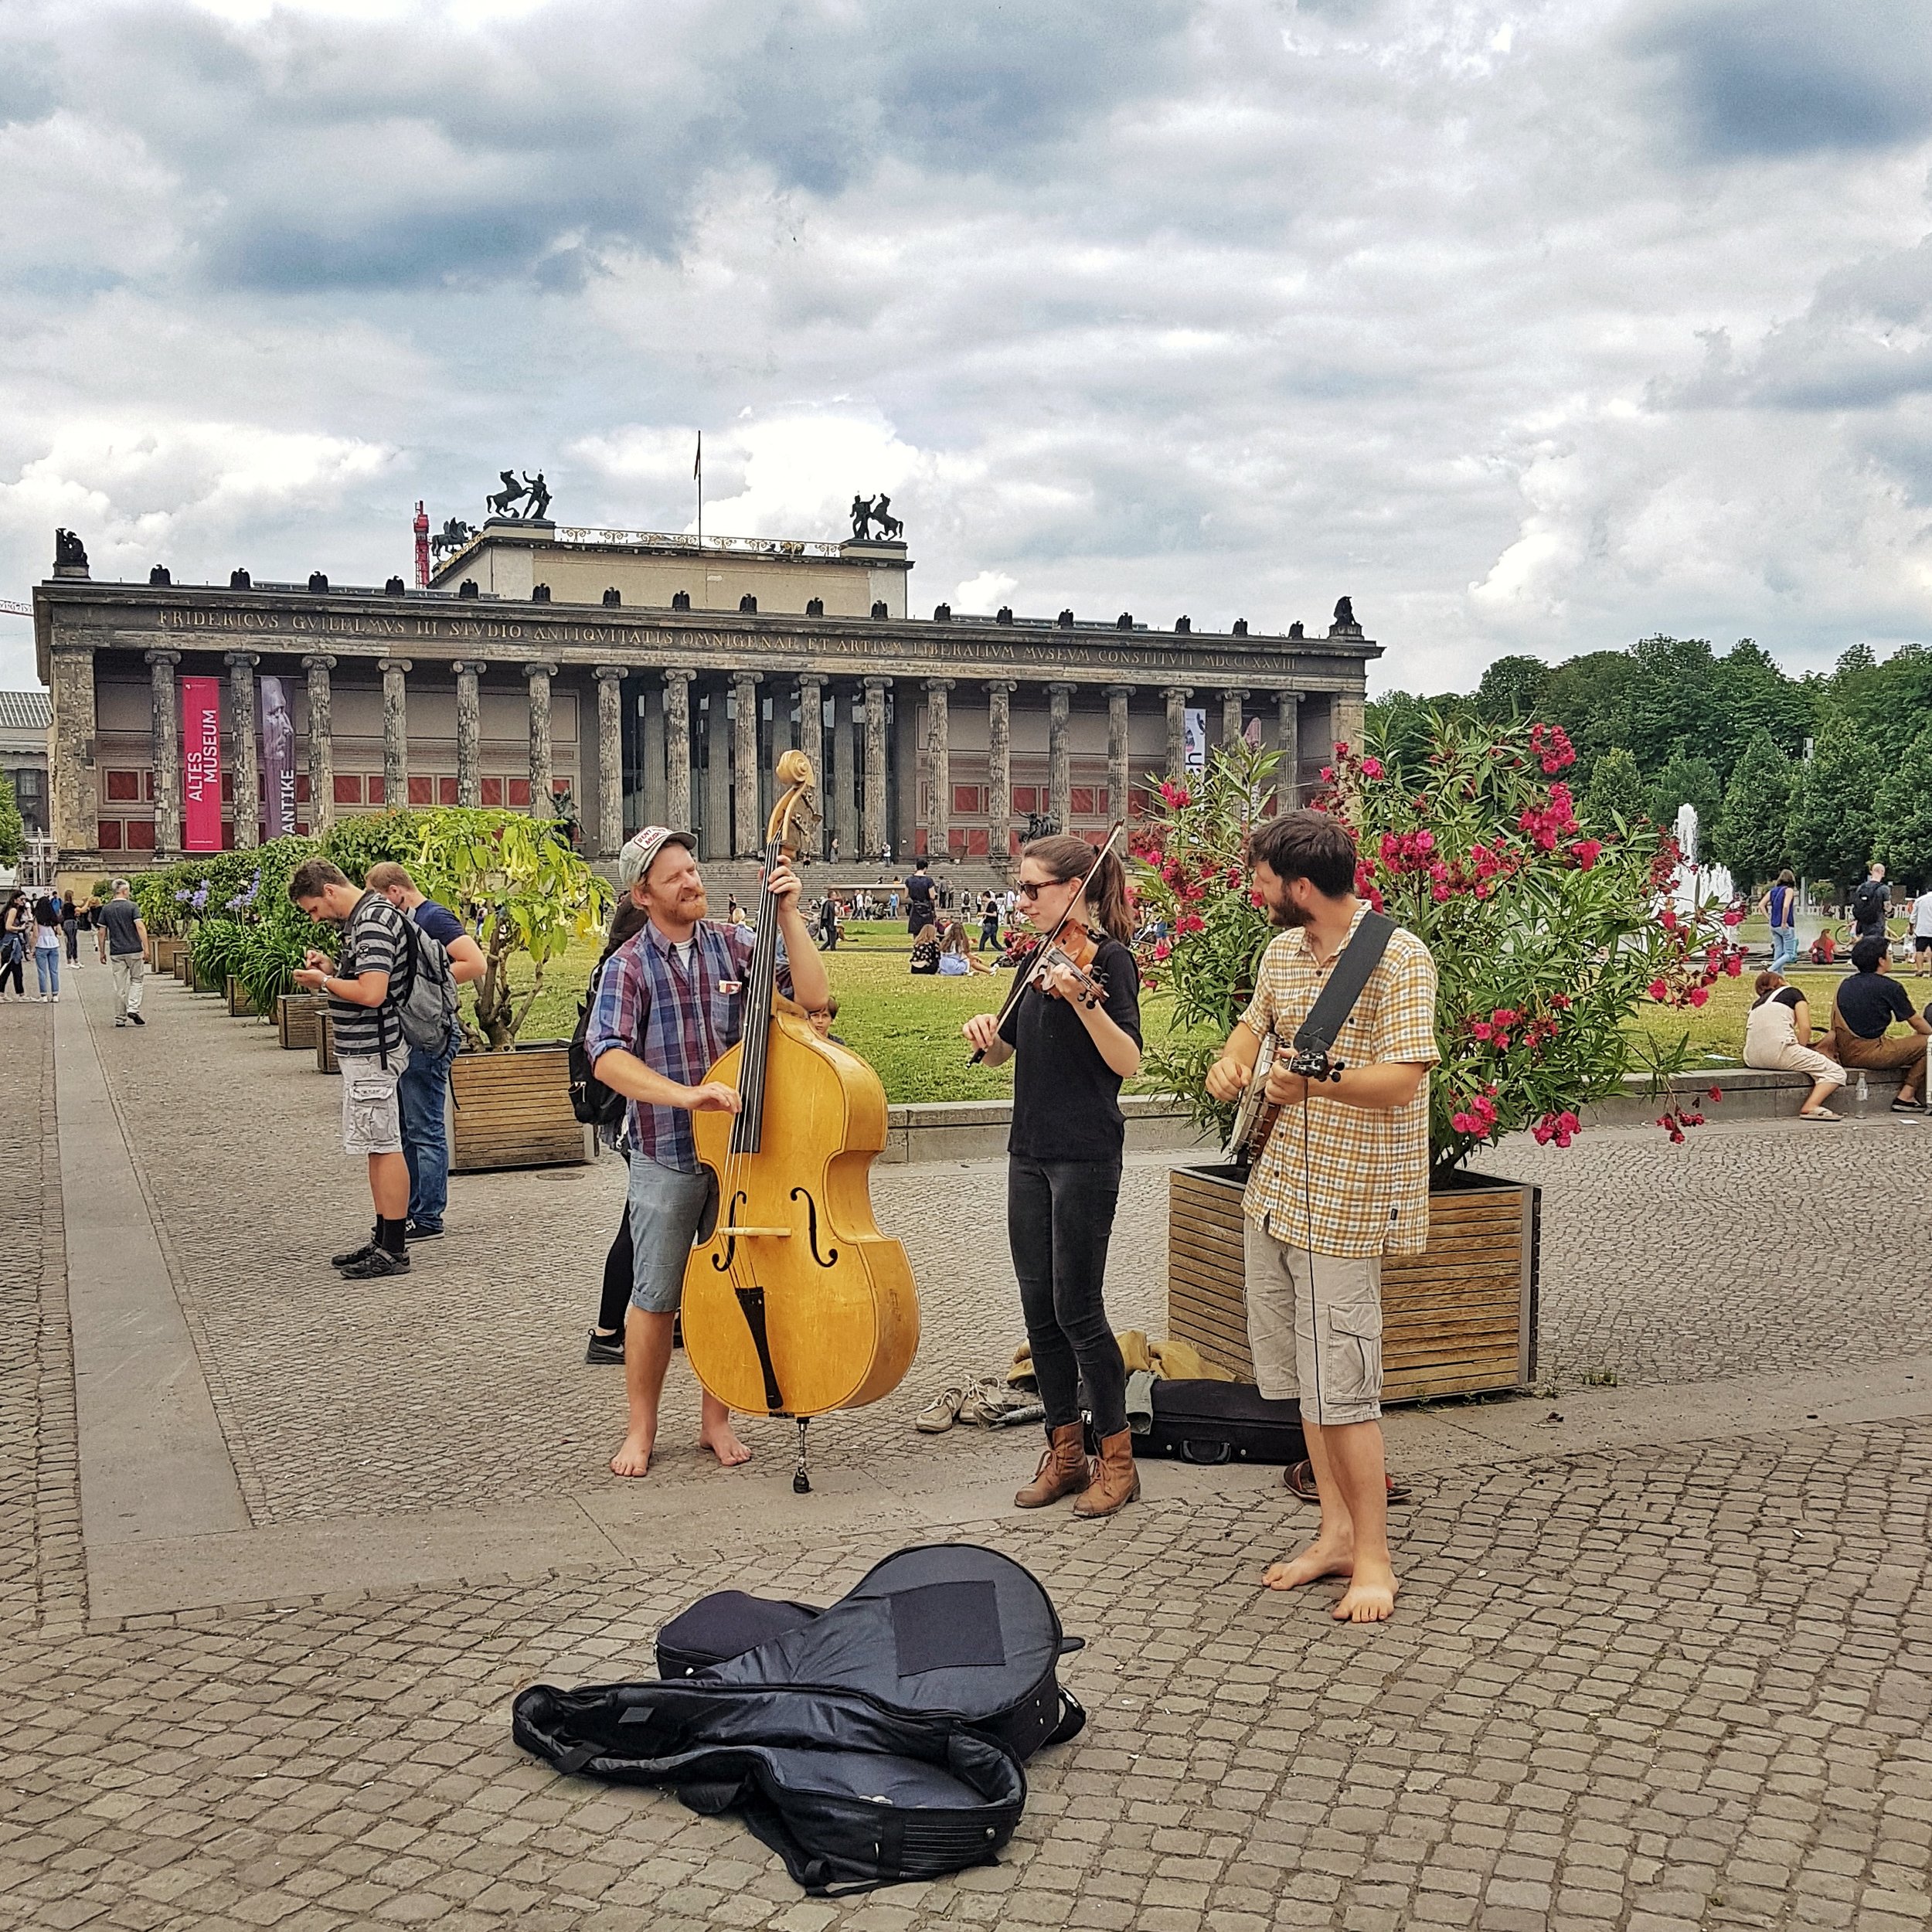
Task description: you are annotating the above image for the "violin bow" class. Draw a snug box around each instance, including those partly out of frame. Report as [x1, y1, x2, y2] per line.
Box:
[968, 818, 1126, 1064]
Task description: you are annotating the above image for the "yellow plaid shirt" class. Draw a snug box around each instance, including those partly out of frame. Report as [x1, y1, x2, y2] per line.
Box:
[1239, 903, 1440, 1257]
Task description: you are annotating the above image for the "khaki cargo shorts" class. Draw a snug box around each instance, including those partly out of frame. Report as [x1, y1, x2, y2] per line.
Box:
[338, 1051, 407, 1156]
[1242, 1217, 1383, 1426]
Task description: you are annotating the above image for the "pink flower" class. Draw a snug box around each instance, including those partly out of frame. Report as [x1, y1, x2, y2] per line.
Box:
[1570, 839, 1601, 869]
[1707, 1086, 1723, 1103]
[1687, 985, 1709, 1008]
[1469, 1020, 1493, 1041]
[1360, 757, 1384, 779]
[1175, 913, 1206, 936]
[1647, 978, 1668, 1001]
[1319, 765, 1334, 782]
[1661, 910, 1678, 932]
[1722, 909, 1743, 927]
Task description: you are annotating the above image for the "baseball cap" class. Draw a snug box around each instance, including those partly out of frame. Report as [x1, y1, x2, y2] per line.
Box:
[617, 825, 698, 890]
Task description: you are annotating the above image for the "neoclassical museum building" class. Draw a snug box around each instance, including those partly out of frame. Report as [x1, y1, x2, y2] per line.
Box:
[31, 512, 1377, 878]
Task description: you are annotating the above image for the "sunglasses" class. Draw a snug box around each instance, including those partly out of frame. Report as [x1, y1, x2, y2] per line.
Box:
[1015, 880, 1060, 900]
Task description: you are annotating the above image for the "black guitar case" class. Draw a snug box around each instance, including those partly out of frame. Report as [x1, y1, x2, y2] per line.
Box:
[1138, 1379, 1306, 1466]
[513, 1544, 1083, 1896]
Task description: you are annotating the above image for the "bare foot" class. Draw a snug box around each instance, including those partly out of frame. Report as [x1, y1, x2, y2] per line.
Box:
[699, 1423, 753, 1468]
[609, 1430, 655, 1478]
[1332, 1562, 1400, 1623]
[1262, 1539, 1355, 1591]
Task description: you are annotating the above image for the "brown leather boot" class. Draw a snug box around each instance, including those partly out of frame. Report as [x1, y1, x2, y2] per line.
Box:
[1015, 1422, 1090, 1509]
[1073, 1428, 1141, 1519]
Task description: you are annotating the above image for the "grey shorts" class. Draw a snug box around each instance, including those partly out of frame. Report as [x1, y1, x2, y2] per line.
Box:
[1243, 1218, 1384, 1426]
[628, 1155, 717, 1315]
[338, 1052, 407, 1156]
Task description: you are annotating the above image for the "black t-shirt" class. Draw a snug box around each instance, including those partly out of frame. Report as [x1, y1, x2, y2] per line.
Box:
[1852, 880, 1890, 932]
[999, 936, 1142, 1163]
[1835, 969, 1915, 1039]
[1767, 985, 1802, 1012]
[906, 871, 935, 910]
[102, 900, 143, 955]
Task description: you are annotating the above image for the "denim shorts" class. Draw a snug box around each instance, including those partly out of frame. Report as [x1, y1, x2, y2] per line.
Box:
[627, 1155, 716, 1314]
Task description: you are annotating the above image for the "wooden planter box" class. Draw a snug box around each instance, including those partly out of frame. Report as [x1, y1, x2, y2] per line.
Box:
[225, 975, 257, 1018]
[277, 994, 325, 1051]
[315, 1012, 338, 1073]
[173, 947, 193, 984]
[451, 1044, 593, 1172]
[152, 935, 184, 973]
[1168, 1165, 1539, 1402]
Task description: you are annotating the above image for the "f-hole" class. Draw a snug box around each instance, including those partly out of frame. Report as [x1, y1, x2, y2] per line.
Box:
[711, 1189, 749, 1272]
[790, 1187, 838, 1268]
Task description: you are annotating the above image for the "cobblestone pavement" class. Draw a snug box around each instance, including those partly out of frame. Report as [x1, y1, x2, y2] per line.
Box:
[5, 968, 1932, 1930]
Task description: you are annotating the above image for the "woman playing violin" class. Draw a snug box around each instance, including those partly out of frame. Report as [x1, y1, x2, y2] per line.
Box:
[961, 835, 1143, 1519]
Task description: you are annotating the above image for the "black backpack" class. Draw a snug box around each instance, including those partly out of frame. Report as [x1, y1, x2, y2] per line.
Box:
[513, 1544, 1084, 1895]
[568, 952, 628, 1131]
[1853, 879, 1887, 929]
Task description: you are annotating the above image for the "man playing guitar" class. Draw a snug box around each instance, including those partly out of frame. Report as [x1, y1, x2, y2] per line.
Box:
[1204, 810, 1438, 1623]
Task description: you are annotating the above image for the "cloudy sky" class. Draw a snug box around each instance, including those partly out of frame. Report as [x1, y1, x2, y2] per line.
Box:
[5, 0, 1932, 695]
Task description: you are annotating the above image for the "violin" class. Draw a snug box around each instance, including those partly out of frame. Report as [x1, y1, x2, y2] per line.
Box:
[1027, 917, 1108, 1010]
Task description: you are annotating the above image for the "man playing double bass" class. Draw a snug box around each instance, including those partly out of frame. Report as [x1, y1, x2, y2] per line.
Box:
[587, 825, 832, 1478]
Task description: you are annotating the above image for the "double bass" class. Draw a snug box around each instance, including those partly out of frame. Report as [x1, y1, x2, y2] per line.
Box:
[679, 750, 920, 1493]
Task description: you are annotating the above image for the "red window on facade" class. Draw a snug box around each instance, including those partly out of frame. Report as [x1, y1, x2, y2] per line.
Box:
[967, 828, 990, 856]
[296, 774, 311, 803]
[951, 784, 981, 815]
[106, 770, 140, 801]
[437, 777, 458, 805]
[913, 829, 928, 858]
[126, 819, 155, 850]
[1070, 787, 1095, 817]
[553, 778, 570, 796]
[97, 819, 123, 849]
[1012, 786, 1037, 812]
[408, 777, 433, 806]
[481, 777, 503, 806]
[221, 772, 234, 803]
[509, 778, 531, 807]
[335, 774, 362, 805]
[367, 776, 385, 804]
[221, 820, 236, 849]
[1129, 787, 1148, 817]
[948, 827, 966, 853]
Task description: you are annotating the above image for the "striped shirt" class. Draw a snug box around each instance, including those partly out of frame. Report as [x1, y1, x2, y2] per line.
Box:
[585, 917, 788, 1173]
[1239, 903, 1440, 1257]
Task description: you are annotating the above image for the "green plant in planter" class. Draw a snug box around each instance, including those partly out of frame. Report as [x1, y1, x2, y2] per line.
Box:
[1131, 715, 1744, 1175]
[406, 808, 612, 1048]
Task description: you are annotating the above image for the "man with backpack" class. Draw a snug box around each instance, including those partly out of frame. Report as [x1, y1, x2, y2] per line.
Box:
[290, 858, 420, 1280]
[368, 862, 486, 1240]
[1852, 862, 1891, 944]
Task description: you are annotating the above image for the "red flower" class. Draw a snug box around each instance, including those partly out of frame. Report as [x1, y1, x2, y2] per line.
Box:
[1469, 1021, 1494, 1041]
[1570, 839, 1602, 869]
[1360, 757, 1384, 779]
[1319, 765, 1334, 782]
[1707, 1086, 1723, 1103]
[1687, 986, 1709, 1008]
[1647, 978, 1668, 1001]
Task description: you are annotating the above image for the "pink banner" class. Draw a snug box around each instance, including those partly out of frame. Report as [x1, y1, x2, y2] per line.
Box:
[182, 675, 223, 852]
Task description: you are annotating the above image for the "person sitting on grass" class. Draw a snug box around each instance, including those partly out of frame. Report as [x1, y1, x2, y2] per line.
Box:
[1743, 971, 1845, 1121]
[939, 920, 991, 975]
[910, 922, 940, 975]
[1829, 935, 1931, 1111]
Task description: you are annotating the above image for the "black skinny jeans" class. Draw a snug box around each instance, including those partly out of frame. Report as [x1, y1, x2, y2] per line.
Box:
[1008, 1154, 1128, 1439]
[596, 1151, 634, 1332]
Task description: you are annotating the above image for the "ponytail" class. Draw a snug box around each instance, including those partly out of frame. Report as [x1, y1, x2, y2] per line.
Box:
[1022, 833, 1134, 945]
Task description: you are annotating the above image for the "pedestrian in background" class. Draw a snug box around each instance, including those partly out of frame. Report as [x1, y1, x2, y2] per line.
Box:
[0, 890, 28, 1000]
[100, 880, 148, 1026]
[60, 891, 79, 964]
[32, 894, 62, 1001]
[1912, 879, 1932, 979]
[1767, 869, 1799, 974]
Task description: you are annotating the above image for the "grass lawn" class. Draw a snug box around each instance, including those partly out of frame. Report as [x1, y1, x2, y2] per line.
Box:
[485, 917, 1874, 1100]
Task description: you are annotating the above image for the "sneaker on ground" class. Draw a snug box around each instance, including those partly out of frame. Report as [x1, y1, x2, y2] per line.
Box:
[330, 1237, 379, 1269]
[114, 1018, 127, 1028]
[130, 1013, 145, 1026]
[403, 1220, 444, 1240]
[584, 1329, 626, 1366]
[340, 1248, 411, 1280]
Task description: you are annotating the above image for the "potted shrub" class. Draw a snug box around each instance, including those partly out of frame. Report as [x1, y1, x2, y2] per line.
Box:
[405, 808, 614, 1171]
[1134, 719, 1740, 1400]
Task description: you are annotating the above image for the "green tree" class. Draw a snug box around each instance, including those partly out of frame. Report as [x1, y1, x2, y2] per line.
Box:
[1472, 654, 1548, 721]
[0, 771, 21, 868]
[1712, 728, 1793, 890]
[1787, 715, 1878, 890]
[1874, 724, 1932, 888]
[1626, 635, 1719, 775]
[1645, 746, 1723, 844]
[1709, 638, 1812, 774]
[1536, 649, 1636, 793]
[1583, 747, 1646, 829]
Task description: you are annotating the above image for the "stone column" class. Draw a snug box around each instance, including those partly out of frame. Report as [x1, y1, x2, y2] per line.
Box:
[1106, 685, 1132, 825]
[1332, 691, 1367, 759]
[1047, 682, 1074, 834]
[703, 679, 731, 859]
[732, 671, 762, 855]
[642, 679, 668, 828]
[301, 655, 335, 832]
[48, 646, 99, 859]
[663, 669, 694, 831]
[594, 666, 624, 855]
[986, 680, 1015, 864]
[833, 682, 858, 858]
[796, 675, 825, 856]
[147, 649, 182, 856]
[452, 661, 484, 808]
[862, 677, 889, 859]
[1164, 685, 1190, 778]
[1277, 690, 1301, 803]
[923, 678, 954, 861]
[226, 652, 260, 847]
[379, 658, 411, 808]
[525, 662, 558, 819]
[1221, 687, 1249, 752]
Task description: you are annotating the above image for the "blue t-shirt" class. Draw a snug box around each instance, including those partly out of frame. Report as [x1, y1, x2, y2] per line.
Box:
[1768, 884, 1794, 930]
[410, 900, 465, 950]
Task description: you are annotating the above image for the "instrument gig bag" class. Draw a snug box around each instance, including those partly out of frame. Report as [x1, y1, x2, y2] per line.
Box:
[1138, 1379, 1307, 1466]
[512, 1544, 1084, 1896]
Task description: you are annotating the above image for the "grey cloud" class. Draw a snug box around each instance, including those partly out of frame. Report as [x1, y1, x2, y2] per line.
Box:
[1628, 0, 1932, 158]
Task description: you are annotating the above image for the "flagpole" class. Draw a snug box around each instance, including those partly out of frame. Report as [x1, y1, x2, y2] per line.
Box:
[694, 432, 703, 592]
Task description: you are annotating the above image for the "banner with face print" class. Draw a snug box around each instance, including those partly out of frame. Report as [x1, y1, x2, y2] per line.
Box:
[260, 675, 296, 838]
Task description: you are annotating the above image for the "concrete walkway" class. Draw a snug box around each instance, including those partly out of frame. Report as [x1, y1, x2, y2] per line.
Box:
[4, 960, 1931, 1930]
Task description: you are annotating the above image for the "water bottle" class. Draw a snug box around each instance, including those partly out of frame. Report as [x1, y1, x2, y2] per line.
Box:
[1856, 1070, 1869, 1117]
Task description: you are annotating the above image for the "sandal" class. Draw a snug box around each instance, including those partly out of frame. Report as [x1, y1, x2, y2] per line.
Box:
[1891, 1098, 1924, 1113]
[1283, 1459, 1411, 1505]
[1798, 1108, 1842, 1121]
[915, 1381, 969, 1434]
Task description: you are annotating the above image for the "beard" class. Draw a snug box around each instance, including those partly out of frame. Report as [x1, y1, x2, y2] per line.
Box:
[1266, 893, 1309, 930]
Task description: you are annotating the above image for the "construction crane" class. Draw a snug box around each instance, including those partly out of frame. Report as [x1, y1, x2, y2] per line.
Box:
[0, 599, 30, 617]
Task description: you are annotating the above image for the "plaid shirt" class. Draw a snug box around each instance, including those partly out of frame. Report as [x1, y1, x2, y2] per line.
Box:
[586, 918, 789, 1174]
[1239, 903, 1440, 1257]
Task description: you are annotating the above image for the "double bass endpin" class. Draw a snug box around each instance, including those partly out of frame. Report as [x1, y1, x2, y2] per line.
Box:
[793, 1418, 811, 1495]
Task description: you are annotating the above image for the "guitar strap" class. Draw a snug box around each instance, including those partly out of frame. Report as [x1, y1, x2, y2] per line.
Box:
[1291, 910, 1397, 1062]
